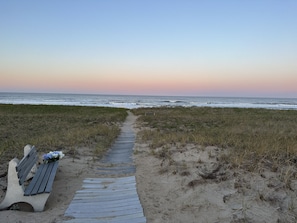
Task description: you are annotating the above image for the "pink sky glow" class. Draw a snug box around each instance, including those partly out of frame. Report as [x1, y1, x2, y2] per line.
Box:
[1, 1, 296, 98]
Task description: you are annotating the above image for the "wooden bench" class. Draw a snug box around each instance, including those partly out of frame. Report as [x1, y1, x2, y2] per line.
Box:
[0, 145, 59, 212]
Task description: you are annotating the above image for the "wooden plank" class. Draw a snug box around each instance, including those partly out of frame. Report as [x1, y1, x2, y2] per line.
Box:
[113, 138, 134, 143]
[107, 149, 133, 153]
[84, 176, 136, 183]
[63, 214, 145, 223]
[18, 155, 38, 185]
[62, 219, 145, 223]
[96, 165, 134, 170]
[76, 189, 137, 198]
[44, 161, 59, 193]
[72, 196, 138, 203]
[66, 202, 143, 214]
[116, 137, 135, 140]
[71, 196, 139, 203]
[113, 140, 134, 143]
[75, 187, 137, 193]
[65, 209, 144, 219]
[66, 218, 146, 223]
[96, 170, 135, 176]
[82, 182, 136, 188]
[81, 181, 135, 186]
[37, 163, 54, 194]
[103, 150, 133, 155]
[74, 193, 138, 200]
[102, 216, 146, 223]
[71, 199, 140, 207]
[16, 149, 37, 174]
[80, 183, 136, 190]
[74, 192, 138, 201]
[75, 186, 137, 192]
[66, 205, 142, 212]
[24, 161, 59, 195]
[65, 207, 143, 218]
[101, 149, 132, 155]
[24, 163, 42, 196]
[24, 163, 46, 196]
[16, 146, 36, 171]
[82, 182, 136, 189]
[29, 163, 49, 195]
[81, 181, 135, 187]
[68, 198, 141, 208]
[82, 185, 137, 191]
[69, 198, 140, 207]
[111, 142, 134, 146]
[96, 165, 135, 171]
[17, 148, 38, 185]
[100, 157, 133, 163]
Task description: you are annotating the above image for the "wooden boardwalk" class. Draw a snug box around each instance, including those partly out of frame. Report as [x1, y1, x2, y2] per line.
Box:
[62, 112, 146, 223]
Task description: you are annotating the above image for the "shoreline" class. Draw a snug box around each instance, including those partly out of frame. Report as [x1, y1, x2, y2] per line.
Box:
[1, 93, 297, 110]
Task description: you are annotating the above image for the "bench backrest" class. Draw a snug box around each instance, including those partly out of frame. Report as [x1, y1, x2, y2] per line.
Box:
[16, 146, 38, 185]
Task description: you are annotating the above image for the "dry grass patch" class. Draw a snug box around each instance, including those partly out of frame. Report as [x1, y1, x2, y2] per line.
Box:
[0, 104, 127, 163]
[133, 107, 297, 175]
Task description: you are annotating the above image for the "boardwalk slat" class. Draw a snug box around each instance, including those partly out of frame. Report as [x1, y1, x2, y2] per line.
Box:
[68, 202, 142, 210]
[66, 204, 143, 214]
[73, 194, 138, 202]
[75, 190, 138, 196]
[65, 206, 143, 218]
[84, 177, 136, 183]
[76, 185, 137, 190]
[69, 199, 140, 204]
[63, 214, 146, 223]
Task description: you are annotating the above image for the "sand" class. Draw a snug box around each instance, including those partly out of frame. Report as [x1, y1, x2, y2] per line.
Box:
[134, 142, 297, 223]
[1, 113, 297, 223]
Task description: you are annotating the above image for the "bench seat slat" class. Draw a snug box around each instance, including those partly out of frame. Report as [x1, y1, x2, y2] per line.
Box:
[44, 161, 59, 193]
[36, 163, 54, 194]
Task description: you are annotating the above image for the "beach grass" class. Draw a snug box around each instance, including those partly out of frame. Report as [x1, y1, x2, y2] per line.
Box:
[0, 104, 127, 163]
[133, 107, 297, 173]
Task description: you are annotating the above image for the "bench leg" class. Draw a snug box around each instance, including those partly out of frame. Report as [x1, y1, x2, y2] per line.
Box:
[0, 145, 37, 210]
[0, 158, 24, 210]
[19, 193, 50, 212]
[0, 158, 50, 212]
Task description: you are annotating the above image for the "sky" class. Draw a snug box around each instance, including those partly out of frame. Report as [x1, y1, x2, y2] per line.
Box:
[0, 0, 297, 98]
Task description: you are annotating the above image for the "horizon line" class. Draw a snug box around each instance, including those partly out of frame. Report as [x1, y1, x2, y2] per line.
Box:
[1, 91, 296, 100]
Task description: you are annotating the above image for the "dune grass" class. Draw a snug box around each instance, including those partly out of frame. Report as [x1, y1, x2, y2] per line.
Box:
[0, 104, 127, 163]
[133, 107, 297, 173]
[1, 104, 296, 177]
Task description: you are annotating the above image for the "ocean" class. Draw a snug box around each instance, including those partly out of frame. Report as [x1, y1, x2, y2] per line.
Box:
[0, 92, 297, 110]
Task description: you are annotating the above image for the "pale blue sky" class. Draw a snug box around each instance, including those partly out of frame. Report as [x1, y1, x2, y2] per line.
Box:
[1, 0, 297, 97]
